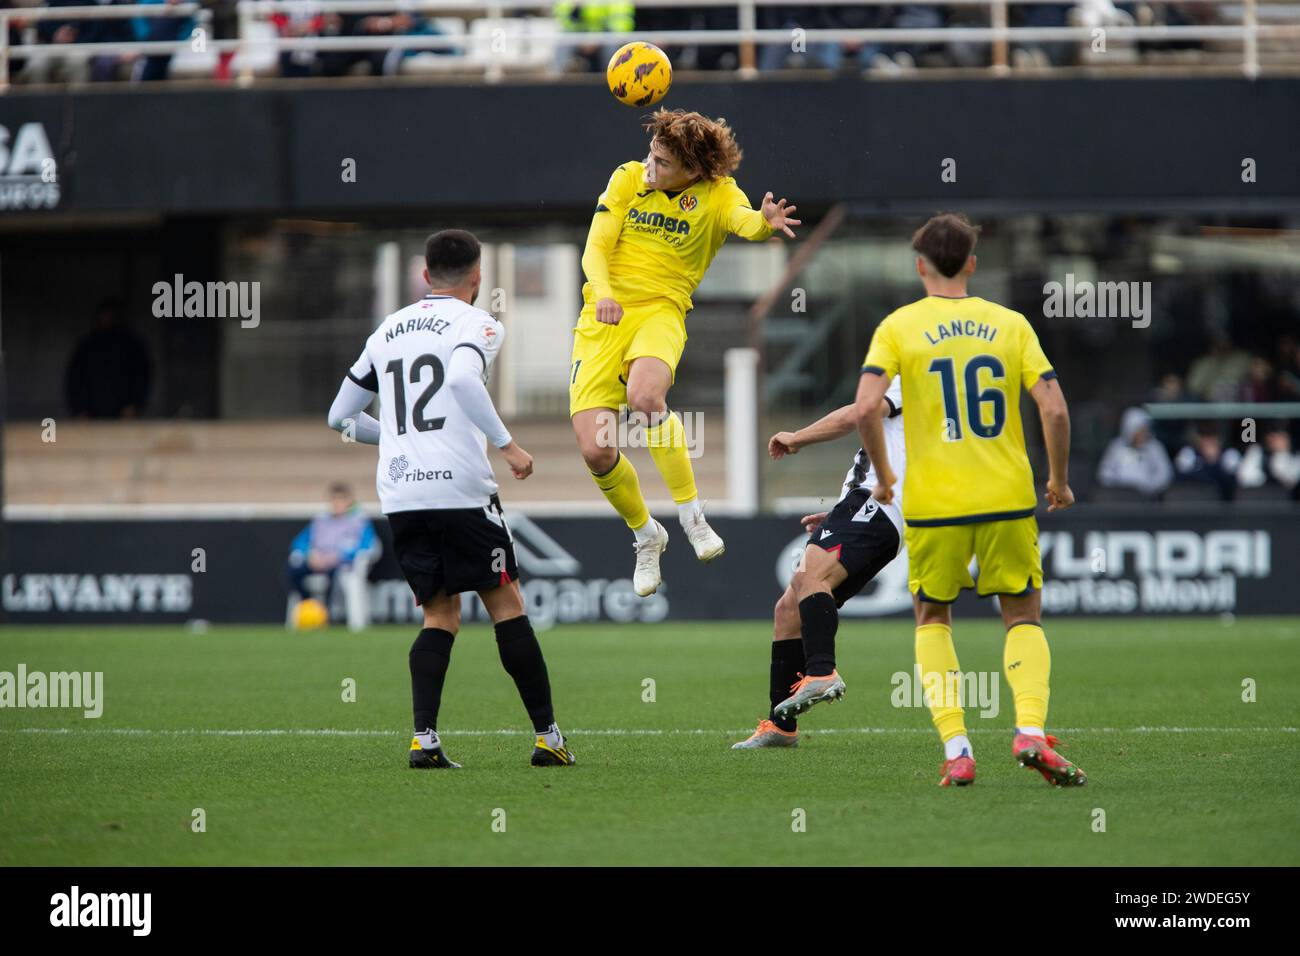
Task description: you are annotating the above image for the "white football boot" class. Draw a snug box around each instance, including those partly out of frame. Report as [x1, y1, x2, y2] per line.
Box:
[681, 507, 725, 563]
[632, 519, 670, 597]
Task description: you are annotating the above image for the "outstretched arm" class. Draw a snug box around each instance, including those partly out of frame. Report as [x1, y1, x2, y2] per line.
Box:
[854, 371, 895, 504]
[769, 404, 857, 460]
[759, 192, 800, 239]
[727, 190, 800, 241]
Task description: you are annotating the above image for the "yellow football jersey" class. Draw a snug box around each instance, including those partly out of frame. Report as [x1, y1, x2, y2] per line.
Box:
[583, 161, 772, 315]
[862, 295, 1055, 525]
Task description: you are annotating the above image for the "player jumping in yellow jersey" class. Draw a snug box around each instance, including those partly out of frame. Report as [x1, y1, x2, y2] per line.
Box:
[855, 213, 1087, 789]
[570, 108, 800, 596]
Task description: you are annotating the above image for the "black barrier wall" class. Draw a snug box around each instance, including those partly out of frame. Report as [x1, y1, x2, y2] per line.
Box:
[1, 78, 1297, 217]
[2, 507, 1295, 625]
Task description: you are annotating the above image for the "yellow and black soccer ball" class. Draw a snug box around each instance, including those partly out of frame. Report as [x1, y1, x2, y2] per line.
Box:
[606, 41, 672, 108]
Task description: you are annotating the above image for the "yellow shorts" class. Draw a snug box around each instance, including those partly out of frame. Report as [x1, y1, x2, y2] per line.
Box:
[568, 298, 687, 416]
[904, 515, 1043, 603]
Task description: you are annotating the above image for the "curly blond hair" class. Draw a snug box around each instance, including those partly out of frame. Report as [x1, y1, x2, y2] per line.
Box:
[643, 108, 743, 181]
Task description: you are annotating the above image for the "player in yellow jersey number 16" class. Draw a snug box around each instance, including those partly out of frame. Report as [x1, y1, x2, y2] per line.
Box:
[856, 213, 1087, 790]
[569, 108, 800, 598]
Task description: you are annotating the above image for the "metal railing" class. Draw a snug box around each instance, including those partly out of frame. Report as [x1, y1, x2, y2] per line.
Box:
[1146, 401, 1300, 420]
[1, 4, 208, 87]
[2, 0, 1297, 91]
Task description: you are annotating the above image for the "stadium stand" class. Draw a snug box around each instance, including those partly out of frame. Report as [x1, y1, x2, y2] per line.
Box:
[3, 418, 732, 508]
[1, 1, 1298, 86]
[2, 1, 1296, 637]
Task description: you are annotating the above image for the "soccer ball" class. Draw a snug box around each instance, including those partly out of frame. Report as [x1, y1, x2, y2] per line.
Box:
[606, 42, 672, 108]
[294, 598, 329, 630]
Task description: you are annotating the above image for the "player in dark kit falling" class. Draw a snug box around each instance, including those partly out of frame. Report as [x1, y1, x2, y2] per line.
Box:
[327, 229, 575, 769]
[732, 379, 906, 749]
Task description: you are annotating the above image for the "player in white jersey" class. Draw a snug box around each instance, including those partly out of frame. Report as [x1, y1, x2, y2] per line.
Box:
[733, 378, 906, 749]
[327, 229, 574, 770]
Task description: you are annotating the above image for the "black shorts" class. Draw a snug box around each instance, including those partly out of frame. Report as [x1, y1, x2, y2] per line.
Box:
[807, 488, 902, 607]
[387, 495, 519, 604]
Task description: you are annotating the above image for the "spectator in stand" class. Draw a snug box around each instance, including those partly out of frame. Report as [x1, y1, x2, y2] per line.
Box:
[1274, 334, 1300, 401]
[1274, 333, 1300, 446]
[757, 4, 867, 72]
[945, 4, 990, 68]
[1011, 3, 1072, 68]
[203, 0, 237, 81]
[133, 0, 193, 82]
[880, 5, 946, 71]
[1135, 0, 1217, 54]
[1071, 0, 1137, 63]
[1187, 333, 1251, 402]
[608, 5, 735, 71]
[381, 5, 449, 77]
[1240, 355, 1276, 403]
[631, 5, 688, 69]
[65, 298, 152, 418]
[1237, 423, 1300, 499]
[764, 5, 946, 75]
[319, 9, 418, 77]
[34, 0, 135, 83]
[694, 6, 739, 71]
[1174, 423, 1242, 501]
[287, 484, 378, 610]
[765, 5, 953, 75]
[1149, 371, 1194, 455]
[553, 2, 633, 73]
[271, 6, 325, 78]
[815, 5, 952, 74]
[2, 1, 30, 78]
[1096, 407, 1174, 499]
[825, 4, 896, 72]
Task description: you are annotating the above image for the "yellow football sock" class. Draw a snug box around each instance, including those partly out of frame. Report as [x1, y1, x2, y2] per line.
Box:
[590, 452, 650, 531]
[645, 412, 698, 505]
[915, 623, 967, 742]
[1004, 623, 1051, 731]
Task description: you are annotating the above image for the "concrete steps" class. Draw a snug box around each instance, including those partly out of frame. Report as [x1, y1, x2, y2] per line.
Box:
[5, 417, 731, 507]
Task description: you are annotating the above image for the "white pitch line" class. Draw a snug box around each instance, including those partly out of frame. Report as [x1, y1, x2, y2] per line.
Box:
[0, 726, 1294, 737]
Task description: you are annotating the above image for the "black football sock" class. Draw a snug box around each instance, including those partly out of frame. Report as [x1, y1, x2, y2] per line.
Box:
[495, 615, 556, 733]
[799, 592, 839, 677]
[409, 627, 455, 734]
[769, 639, 806, 733]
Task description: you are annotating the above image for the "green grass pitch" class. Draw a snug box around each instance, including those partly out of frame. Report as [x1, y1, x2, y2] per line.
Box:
[1, 617, 1296, 866]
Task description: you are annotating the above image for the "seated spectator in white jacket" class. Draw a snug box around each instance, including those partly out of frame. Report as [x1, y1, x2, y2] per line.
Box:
[1237, 424, 1300, 498]
[1097, 407, 1173, 499]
